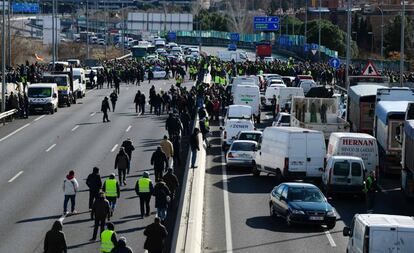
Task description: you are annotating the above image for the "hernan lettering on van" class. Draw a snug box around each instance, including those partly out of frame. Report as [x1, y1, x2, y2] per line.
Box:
[342, 139, 375, 146]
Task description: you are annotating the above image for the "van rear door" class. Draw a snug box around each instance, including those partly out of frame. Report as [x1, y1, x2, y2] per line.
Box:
[398, 228, 414, 252]
[370, 229, 398, 253]
[288, 134, 307, 175]
[306, 133, 325, 177]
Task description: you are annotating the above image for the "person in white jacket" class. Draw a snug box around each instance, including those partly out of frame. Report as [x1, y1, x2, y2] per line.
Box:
[63, 170, 79, 215]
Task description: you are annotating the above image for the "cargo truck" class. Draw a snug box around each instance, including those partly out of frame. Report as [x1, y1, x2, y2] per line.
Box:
[399, 103, 414, 197]
[290, 97, 350, 140]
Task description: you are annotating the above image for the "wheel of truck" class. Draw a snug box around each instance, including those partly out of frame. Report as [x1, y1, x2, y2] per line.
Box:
[275, 169, 283, 183]
[55, 107, 58, 112]
[252, 161, 260, 176]
[50, 107, 54, 114]
[72, 95, 77, 104]
[67, 100, 71, 107]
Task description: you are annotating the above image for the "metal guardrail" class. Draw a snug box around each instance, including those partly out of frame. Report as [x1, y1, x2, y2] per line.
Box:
[0, 109, 18, 121]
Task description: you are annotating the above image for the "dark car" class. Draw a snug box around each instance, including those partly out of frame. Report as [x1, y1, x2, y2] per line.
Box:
[269, 182, 336, 229]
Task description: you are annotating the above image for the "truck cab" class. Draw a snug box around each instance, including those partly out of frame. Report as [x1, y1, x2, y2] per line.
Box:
[42, 73, 75, 107]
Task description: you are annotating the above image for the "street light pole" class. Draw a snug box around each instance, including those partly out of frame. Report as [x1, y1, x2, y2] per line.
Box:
[304, 0, 307, 43]
[368, 32, 374, 56]
[377, 6, 384, 70]
[292, 0, 295, 35]
[318, 0, 321, 58]
[7, 0, 10, 66]
[52, 0, 55, 68]
[345, 0, 352, 90]
[2, 0, 6, 114]
[400, 0, 405, 87]
[86, 0, 89, 59]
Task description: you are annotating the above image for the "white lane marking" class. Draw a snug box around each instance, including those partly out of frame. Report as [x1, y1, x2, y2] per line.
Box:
[111, 144, 118, 152]
[8, 171, 23, 183]
[45, 143, 57, 152]
[126, 125, 132, 132]
[325, 230, 337, 247]
[90, 112, 96, 117]
[71, 125, 79, 132]
[221, 120, 233, 252]
[0, 123, 31, 142]
[33, 115, 46, 122]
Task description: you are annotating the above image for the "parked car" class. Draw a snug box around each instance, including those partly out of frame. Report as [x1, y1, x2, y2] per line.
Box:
[226, 140, 258, 169]
[269, 182, 336, 229]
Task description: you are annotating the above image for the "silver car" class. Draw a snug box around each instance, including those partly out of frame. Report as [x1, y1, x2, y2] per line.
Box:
[226, 140, 257, 169]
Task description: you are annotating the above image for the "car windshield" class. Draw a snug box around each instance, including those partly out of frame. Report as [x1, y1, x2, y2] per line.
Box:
[231, 142, 256, 151]
[238, 133, 260, 142]
[280, 115, 290, 123]
[288, 187, 325, 202]
[28, 87, 52, 98]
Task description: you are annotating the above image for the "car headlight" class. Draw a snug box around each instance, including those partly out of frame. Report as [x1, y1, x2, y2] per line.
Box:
[326, 210, 336, 217]
[291, 209, 305, 215]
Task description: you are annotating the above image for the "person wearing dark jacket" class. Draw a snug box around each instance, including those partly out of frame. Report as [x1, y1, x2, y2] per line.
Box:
[134, 91, 141, 113]
[102, 97, 111, 122]
[121, 138, 135, 174]
[44, 220, 67, 253]
[190, 128, 200, 168]
[144, 217, 168, 253]
[135, 171, 154, 218]
[140, 93, 146, 115]
[86, 167, 102, 210]
[110, 90, 118, 111]
[111, 237, 134, 253]
[114, 147, 130, 186]
[91, 192, 111, 240]
[163, 168, 179, 204]
[153, 179, 171, 222]
[151, 147, 168, 182]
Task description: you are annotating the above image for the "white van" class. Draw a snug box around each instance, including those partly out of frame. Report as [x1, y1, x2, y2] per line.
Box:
[343, 214, 414, 253]
[72, 68, 86, 98]
[264, 84, 286, 107]
[322, 156, 365, 195]
[233, 85, 261, 123]
[27, 83, 58, 114]
[226, 105, 252, 121]
[231, 76, 259, 95]
[275, 87, 305, 113]
[221, 119, 255, 149]
[253, 127, 326, 180]
[327, 132, 379, 174]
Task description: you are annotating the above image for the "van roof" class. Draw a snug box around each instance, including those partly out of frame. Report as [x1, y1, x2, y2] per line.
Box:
[348, 84, 386, 101]
[376, 101, 412, 124]
[358, 214, 414, 228]
[330, 132, 375, 139]
[267, 126, 321, 134]
[28, 83, 57, 88]
[329, 155, 364, 161]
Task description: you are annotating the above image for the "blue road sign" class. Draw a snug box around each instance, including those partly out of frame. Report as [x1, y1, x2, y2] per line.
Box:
[254, 23, 279, 31]
[167, 32, 176, 41]
[228, 44, 237, 51]
[12, 3, 39, 13]
[329, 58, 341, 69]
[304, 44, 310, 52]
[311, 43, 319, 50]
[254, 16, 279, 23]
[230, 33, 240, 42]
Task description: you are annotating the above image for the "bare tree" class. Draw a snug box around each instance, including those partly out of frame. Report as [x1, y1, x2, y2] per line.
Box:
[225, 0, 250, 34]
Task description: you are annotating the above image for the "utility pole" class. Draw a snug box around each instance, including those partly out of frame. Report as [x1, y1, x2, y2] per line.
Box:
[2, 0, 6, 114]
[52, 0, 56, 68]
[7, 0, 10, 66]
[121, 2, 125, 56]
[305, 0, 308, 43]
[105, 0, 107, 59]
[279, 0, 282, 37]
[318, 0, 321, 58]
[86, 0, 89, 59]
[292, 0, 295, 35]
[400, 0, 405, 87]
[345, 0, 352, 90]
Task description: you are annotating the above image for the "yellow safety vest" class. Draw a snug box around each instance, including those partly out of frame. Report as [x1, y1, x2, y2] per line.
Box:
[138, 177, 151, 193]
[220, 77, 226, 85]
[214, 75, 220, 84]
[100, 230, 114, 253]
[105, 179, 118, 197]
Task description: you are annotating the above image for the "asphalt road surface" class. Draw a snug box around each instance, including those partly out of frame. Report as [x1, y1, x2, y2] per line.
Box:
[202, 108, 414, 253]
[0, 78, 193, 253]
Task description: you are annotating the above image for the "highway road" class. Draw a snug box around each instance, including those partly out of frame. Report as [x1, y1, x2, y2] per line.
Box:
[0, 78, 193, 253]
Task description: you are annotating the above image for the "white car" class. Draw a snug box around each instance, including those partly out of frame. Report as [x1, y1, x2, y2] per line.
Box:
[272, 112, 291, 127]
[226, 140, 258, 169]
[147, 66, 167, 79]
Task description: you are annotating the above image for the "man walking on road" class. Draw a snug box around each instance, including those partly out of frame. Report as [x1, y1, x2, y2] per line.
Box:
[364, 171, 379, 213]
[151, 147, 168, 182]
[100, 222, 118, 253]
[163, 168, 179, 205]
[91, 192, 110, 240]
[160, 135, 174, 169]
[153, 179, 171, 223]
[114, 147, 130, 186]
[134, 90, 141, 113]
[190, 128, 200, 168]
[44, 220, 67, 253]
[63, 170, 79, 215]
[103, 174, 120, 217]
[110, 90, 118, 112]
[135, 171, 154, 218]
[111, 237, 134, 253]
[101, 97, 111, 123]
[86, 167, 102, 211]
[144, 217, 168, 253]
[121, 138, 135, 174]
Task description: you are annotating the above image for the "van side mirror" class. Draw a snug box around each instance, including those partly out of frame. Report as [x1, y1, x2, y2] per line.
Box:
[395, 123, 403, 144]
[53, 93, 57, 98]
[343, 227, 351, 237]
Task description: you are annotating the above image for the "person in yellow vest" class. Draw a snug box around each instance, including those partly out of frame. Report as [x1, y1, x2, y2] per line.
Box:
[219, 76, 226, 86]
[102, 173, 120, 218]
[175, 75, 183, 88]
[100, 222, 118, 253]
[135, 171, 154, 218]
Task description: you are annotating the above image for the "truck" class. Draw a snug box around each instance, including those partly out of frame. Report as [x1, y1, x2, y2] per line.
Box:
[42, 67, 80, 107]
[374, 88, 414, 175]
[256, 41, 272, 58]
[233, 85, 261, 123]
[290, 97, 350, 140]
[347, 84, 386, 134]
[400, 102, 414, 197]
[217, 50, 248, 63]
